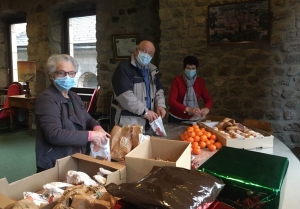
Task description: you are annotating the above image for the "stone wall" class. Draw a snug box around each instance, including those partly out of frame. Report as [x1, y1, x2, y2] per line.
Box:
[0, 0, 299, 148]
[159, 0, 300, 148]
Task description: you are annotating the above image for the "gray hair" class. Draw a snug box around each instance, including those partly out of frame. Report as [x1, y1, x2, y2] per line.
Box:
[46, 54, 79, 74]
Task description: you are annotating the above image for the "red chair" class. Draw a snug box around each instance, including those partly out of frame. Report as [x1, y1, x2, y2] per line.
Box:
[0, 82, 23, 124]
[87, 86, 100, 116]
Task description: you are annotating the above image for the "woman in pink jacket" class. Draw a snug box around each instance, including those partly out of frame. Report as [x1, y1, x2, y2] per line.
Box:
[168, 56, 213, 123]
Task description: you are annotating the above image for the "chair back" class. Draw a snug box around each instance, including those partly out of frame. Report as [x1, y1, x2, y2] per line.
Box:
[87, 86, 100, 115]
[3, 82, 23, 109]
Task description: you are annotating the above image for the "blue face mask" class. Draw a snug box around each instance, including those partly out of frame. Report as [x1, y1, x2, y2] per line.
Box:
[136, 51, 152, 66]
[54, 76, 76, 91]
[184, 69, 197, 79]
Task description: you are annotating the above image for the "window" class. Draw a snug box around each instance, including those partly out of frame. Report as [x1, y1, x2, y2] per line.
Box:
[8, 18, 28, 83]
[64, 9, 97, 88]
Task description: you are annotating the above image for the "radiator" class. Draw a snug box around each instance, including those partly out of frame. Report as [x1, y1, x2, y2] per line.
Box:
[0, 95, 7, 105]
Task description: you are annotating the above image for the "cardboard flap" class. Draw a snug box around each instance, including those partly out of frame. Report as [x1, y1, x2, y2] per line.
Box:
[0, 193, 14, 209]
[71, 153, 124, 170]
[0, 168, 57, 200]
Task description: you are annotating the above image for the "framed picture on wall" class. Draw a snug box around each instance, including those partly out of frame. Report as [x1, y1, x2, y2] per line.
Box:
[207, 0, 270, 45]
[112, 34, 139, 59]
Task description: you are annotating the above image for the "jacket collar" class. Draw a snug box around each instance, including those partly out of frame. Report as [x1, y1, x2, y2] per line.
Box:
[49, 84, 83, 127]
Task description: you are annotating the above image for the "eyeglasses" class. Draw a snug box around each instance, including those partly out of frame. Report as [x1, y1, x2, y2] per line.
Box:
[54, 71, 76, 78]
[138, 47, 154, 57]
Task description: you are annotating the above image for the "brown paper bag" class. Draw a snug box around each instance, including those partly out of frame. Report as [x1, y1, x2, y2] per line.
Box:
[71, 194, 111, 209]
[131, 124, 143, 149]
[110, 125, 132, 162]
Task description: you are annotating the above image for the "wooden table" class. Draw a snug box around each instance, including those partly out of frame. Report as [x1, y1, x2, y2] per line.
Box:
[9, 95, 36, 135]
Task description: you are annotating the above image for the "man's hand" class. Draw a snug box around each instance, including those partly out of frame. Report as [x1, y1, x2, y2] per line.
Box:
[156, 106, 166, 119]
[144, 110, 158, 122]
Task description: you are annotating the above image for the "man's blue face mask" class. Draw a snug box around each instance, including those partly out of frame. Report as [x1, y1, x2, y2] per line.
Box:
[54, 75, 76, 91]
[136, 51, 152, 66]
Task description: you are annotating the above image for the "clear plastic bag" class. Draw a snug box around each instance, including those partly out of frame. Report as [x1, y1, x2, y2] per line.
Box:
[150, 117, 167, 137]
[106, 166, 225, 209]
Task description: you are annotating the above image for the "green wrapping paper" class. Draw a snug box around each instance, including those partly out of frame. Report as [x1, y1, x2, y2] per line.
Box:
[199, 147, 289, 209]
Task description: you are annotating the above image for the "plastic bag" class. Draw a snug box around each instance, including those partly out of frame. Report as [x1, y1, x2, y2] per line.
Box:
[106, 166, 225, 209]
[150, 117, 167, 137]
[90, 139, 111, 161]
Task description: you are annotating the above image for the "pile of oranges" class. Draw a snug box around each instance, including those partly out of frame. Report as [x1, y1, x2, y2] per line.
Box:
[180, 124, 223, 155]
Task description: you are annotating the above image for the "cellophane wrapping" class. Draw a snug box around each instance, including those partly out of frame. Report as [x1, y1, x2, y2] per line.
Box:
[106, 166, 225, 209]
[199, 146, 289, 209]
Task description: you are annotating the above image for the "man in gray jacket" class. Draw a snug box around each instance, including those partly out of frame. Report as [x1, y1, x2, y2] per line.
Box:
[111, 40, 166, 130]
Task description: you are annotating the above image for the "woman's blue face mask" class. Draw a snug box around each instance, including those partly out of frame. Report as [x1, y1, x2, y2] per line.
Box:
[184, 69, 197, 79]
[54, 75, 76, 91]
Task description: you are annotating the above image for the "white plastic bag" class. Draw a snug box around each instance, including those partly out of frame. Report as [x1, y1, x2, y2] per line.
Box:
[90, 139, 111, 161]
[150, 116, 167, 137]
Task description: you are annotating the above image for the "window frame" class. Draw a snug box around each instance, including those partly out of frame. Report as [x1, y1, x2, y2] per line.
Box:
[63, 8, 96, 55]
[6, 17, 27, 85]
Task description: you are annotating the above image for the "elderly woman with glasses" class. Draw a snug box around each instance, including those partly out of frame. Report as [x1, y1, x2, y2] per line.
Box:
[168, 55, 213, 123]
[35, 54, 110, 173]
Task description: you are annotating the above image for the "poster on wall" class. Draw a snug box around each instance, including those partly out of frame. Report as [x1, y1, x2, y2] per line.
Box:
[112, 34, 139, 59]
[207, 0, 270, 45]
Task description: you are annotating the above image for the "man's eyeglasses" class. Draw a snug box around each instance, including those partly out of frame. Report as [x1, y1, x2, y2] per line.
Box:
[54, 71, 76, 78]
[138, 47, 154, 57]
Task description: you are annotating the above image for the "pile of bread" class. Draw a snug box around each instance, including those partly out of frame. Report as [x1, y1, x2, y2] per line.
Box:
[212, 118, 263, 139]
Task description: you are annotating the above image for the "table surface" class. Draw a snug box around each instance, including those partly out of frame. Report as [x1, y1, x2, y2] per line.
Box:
[162, 123, 300, 209]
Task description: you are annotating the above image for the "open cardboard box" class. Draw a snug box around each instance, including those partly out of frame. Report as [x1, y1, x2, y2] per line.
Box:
[198, 121, 273, 149]
[125, 137, 191, 183]
[0, 153, 126, 208]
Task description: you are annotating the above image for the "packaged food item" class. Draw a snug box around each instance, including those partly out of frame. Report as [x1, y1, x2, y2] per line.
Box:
[106, 166, 225, 209]
[150, 116, 167, 137]
[90, 138, 111, 161]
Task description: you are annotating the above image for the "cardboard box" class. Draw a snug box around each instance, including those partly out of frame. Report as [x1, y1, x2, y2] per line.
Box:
[0, 193, 15, 209]
[125, 137, 191, 183]
[199, 147, 289, 209]
[0, 153, 126, 207]
[199, 121, 274, 149]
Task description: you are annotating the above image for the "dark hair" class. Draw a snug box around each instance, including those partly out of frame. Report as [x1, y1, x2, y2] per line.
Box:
[183, 56, 199, 69]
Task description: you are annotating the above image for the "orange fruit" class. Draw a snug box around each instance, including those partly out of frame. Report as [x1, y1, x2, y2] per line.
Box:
[206, 140, 211, 146]
[208, 144, 217, 151]
[195, 130, 203, 136]
[193, 135, 200, 142]
[192, 147, 201, 155]
[192, 142, 199, 147]
[187, 127, 194, 132]
[192, 124, 199, 129]
[194, 128, 200, 133]
[215, 142, 223, 149]
[205, 132, 212, 139]
[200, 135, 207, 141]
[187, 137, 194, 143]
[200, 127, 206, 132]
[209, 139, 215, 145]
[199, 141, 206, 149]
[188, 131, 196, 138]
[210, 134, 217, 141]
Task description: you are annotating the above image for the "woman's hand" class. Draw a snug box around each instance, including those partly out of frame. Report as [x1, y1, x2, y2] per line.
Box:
[199, 107, 210, 117]
[185, 107, 201, 115]
[91, 129, 110, 146]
